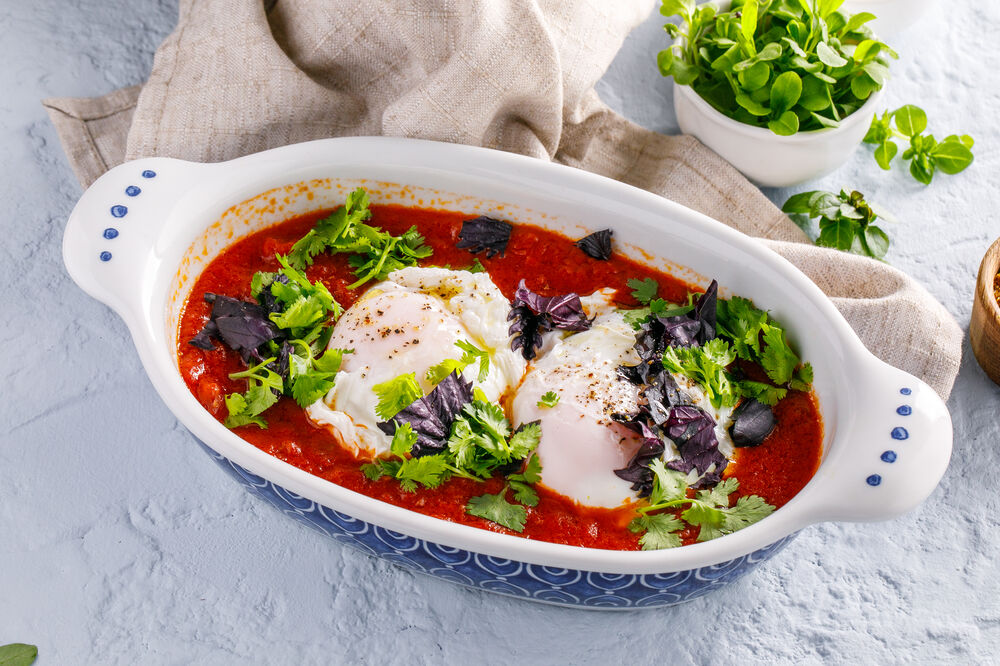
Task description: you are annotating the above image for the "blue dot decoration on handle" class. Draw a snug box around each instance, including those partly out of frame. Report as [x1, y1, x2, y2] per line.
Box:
[99, 251, 112, 262]
[891, 427, 909, 440]
[896, 405, 912, 416]
[866, 474, 882, 487]
[141, 169, 157, 178]
[125, 185, 141, 197]
[900, 387, 912, 395]
[881, 450, 897, 463]
[110, 205, 128, 218]
[103, 228, 119, 239]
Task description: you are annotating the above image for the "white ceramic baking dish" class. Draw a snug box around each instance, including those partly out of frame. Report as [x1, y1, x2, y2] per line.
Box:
[62, 137, 952, 609]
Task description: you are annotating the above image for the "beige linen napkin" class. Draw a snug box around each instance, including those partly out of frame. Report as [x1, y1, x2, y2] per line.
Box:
[43, 0, 962, 398]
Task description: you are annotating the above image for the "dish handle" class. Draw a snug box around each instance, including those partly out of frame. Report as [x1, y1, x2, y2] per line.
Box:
[803, 354, 953, 523]
[62, 157, 209, 317]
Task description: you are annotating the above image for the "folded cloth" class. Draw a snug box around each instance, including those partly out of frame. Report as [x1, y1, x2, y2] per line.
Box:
[43, 0, 962, 398]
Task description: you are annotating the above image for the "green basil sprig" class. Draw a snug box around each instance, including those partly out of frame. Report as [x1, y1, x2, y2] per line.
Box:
[782, 189, 892, 260]
[658, 0, 897, 135]
[863, 105, 975, 184]
[0, 644, 38, 666]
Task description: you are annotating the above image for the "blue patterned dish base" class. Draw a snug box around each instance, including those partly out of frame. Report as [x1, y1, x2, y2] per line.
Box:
[198, 440, 794, 609]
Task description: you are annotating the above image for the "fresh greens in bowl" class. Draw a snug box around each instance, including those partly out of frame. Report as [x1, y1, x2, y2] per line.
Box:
[659, 0, 897, 135]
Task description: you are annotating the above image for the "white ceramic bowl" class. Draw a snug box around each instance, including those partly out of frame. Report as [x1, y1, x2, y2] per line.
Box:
[841, 0, 935, 38]
[674, 81, 884, 188]
[62, 137, 952, 609]
[670, 0, 888, 187]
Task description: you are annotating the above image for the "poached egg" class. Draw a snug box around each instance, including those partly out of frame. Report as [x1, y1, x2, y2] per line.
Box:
[306, 267, 525, 459]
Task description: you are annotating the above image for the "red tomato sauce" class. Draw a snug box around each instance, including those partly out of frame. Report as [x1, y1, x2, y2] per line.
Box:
[177, 204, 823, 550]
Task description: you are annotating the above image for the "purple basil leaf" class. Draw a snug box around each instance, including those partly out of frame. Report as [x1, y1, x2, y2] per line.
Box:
[507, 281, 591, 360]
[200, 293, 282, 353]
[189, 319, 219, 350]
[377, 371, 474, 458]
[664, 405, 727, 487]
[614, 422, 666, 498]
[379, 398, 449, 457]
[660, 316, 703, 348]
[456, 216, 512, 258]
[729, 398, 776, 447]
[258, 274, 289, 314]
[575, 229, 613, 260]
[642, 369, 687, 427]
[426, 371, 474, 425]
[213, 313, 282, 354]
[507, 303, 545, 361]
[692, 279, 718, 343]
[630, 279, 719, 356]
[270, 341, 293, 383]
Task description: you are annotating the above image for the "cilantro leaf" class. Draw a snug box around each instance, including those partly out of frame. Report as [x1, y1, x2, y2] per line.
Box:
[393, 455, 451, 492]
[627, 277, 659, 304]
[425, 359, 467, 386]
[631, 463, 774, 550]
[390, 422, 418, 457]
[223, 356, 283, 428]
[287, 187, 433, 287]
[506, 454, 543, 508]
[687, 502, 728, 541]
[372, 372, 423, 420]
[716, 295, 811, 396]
[509, 481, 539, 507]
[662, 338, 740, 409]
[467, 490, 528, 532]
[511, 454, 543, 485]
[723, 494, 776, 531]
[695, 477, 739, 507]
[288, 187, 373, 269]
[507, 422, 541, 459]
[738, 380, 787, 407]
[789, 363, 814, 392]
[454, 339, 490, 383]
[289, 372, 337, 407]
[760, 326, 800, 385]
[623, 306, 652, 329]
[461, 400, 511, 453]
[425, 340, 490, 385]
[537, 391, 560, 408]
[629, 513, 684, 550]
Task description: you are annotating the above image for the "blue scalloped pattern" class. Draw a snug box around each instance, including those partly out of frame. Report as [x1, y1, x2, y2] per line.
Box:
[195, 441, 795, 608]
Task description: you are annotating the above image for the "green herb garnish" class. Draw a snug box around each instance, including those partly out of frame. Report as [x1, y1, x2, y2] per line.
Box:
[662, 338, 739, 409]
[628, 459, 774, 550]
[623, 278, 694, 329]
[537, 391, 560, 408]
[288, 187, 433, 287]
[363, 380, 543, 532]
[658, 0, 896, 135]
[782, 189, 891, 260]
[628, 277, 659, 304]
[0, 644, 38, 666]
[863, 104, 974, 184]
[222, 259, 348, 428]
[372, 372, 424, 421]
[466, 455, 543, 532]
[639, 288, 812, 408]
[425, 340, 491, 385]
[716, 295, 812, 392]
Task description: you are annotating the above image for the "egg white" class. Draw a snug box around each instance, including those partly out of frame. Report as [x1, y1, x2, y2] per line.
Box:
[306, 267, 526, 459]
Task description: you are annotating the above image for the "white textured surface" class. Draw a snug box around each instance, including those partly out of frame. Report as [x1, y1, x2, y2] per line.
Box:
[2, 0, 999, 662]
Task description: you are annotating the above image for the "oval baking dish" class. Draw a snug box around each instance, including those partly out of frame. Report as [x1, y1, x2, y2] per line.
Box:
[62, 137, 952, 609]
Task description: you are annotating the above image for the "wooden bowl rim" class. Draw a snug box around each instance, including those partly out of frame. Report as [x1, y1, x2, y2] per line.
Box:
[978, 236, 1000, 325]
